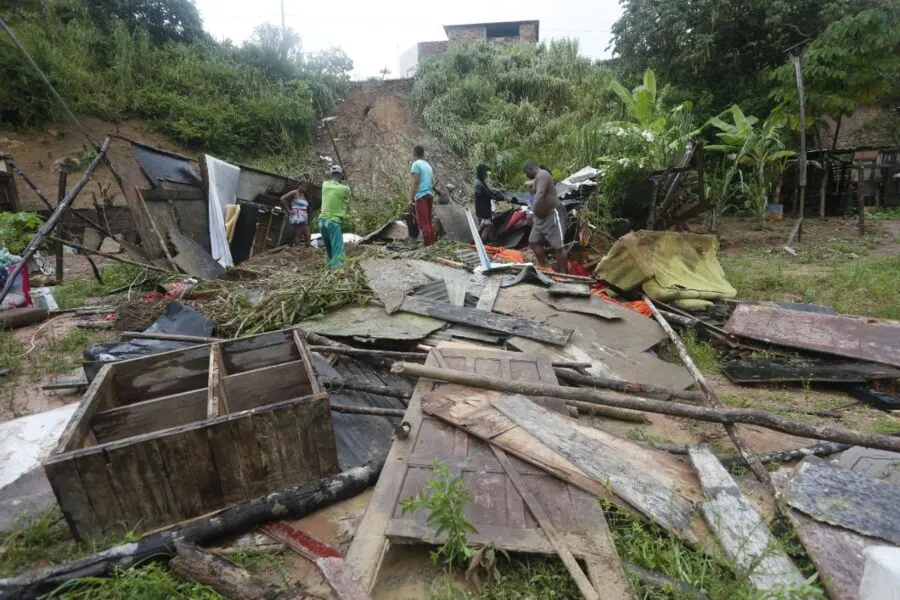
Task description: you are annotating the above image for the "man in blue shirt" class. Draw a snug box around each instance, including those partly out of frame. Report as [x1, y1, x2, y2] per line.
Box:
[409, 145, 438, 245]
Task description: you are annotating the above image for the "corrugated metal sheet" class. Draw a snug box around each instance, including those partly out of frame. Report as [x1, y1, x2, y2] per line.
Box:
[311, 355, 413, 471]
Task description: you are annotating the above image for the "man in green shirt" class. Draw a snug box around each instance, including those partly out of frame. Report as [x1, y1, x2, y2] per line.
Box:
[319, 165, 350, 267]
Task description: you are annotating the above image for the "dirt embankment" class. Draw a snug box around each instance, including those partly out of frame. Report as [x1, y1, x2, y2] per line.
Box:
[0, 116, 196, 212]
[317, 80, 471, 200]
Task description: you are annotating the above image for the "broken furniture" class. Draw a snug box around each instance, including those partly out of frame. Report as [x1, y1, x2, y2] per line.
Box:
[43, 329, 339, 541]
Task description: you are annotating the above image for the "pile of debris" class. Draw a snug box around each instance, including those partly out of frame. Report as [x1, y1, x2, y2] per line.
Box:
[1, 201, 899, 600]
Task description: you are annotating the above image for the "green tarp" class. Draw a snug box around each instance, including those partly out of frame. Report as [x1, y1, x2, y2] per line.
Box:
[597, 230, 736, 310]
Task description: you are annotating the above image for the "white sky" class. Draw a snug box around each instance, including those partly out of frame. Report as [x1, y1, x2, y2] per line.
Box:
[193, 0, 622, 79]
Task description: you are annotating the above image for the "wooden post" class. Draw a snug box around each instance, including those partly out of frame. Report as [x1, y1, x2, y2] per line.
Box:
[857, 162, 866, 236]
[792, 50, 807, 243]
[54, 165, 67, 283]
[0, 138, 111, 307]
[643, 295, 770, 487]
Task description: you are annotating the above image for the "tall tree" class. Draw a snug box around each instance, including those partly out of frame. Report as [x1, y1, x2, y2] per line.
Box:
[610, 0, 873, 116]
[85, 0, 204, 44]
[770, 4, 900, 144]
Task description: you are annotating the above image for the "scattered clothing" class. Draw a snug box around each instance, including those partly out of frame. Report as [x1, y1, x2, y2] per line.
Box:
[318, 218, 345, 268]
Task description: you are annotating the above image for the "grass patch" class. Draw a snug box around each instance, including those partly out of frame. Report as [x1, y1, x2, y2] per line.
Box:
[0, 508, 82, 577]
[47, 563, 223, 599]
[0, 329, 22, 373]
[871, 417, 900, 435]
[52, 263, 157, 310]
[662, 329, 720, 374]
[721, 253, 900, 319]
[427, 555, 579, 600]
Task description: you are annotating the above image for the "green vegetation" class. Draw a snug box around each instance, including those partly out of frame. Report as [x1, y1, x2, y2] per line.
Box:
[52, 262, 155, 309]
[400, 461, 477, 569]
[0, 507, 81, 577]
[48, 563, 223, 599]
[0, 212, 43, 254]
[721, 253, 900, 320]
[1, 1, 351, 159]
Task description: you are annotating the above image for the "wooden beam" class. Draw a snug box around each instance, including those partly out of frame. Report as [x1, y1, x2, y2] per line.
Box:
[475, 277, 501, 312]
[208, 344, 228, 418]
[53, 364, 113, 453]
[91, 388, 207, 443]
[392, 361, 900, 453]
[400, 296, 572, 346]
[689, 446, 804, 590]
[643, 296, 770, 487]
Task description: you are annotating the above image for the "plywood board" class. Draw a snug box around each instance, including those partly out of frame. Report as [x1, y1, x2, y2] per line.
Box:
[301, 305, 444, 341]
[534, 289, 621, 320]
[782, 457, 900, 545]
[722, 357, 900, 384]
[725, 304, 900, 368]
[345, 346, 631, 594]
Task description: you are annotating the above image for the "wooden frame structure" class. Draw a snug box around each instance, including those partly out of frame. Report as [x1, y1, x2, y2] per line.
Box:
[43, 329, 339, 541]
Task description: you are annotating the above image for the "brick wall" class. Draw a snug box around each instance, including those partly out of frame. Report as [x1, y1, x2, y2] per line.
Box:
[519, 22, 538, 42]
[445, 25, 487, 42]
[418, 40, 450, 61]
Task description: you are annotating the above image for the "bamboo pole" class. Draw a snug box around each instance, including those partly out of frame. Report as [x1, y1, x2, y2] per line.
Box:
[0, 138, 111, 307]
[330, 404, 405, 417]
[643, 295, 770, 486]
[390, 362, 900, 453]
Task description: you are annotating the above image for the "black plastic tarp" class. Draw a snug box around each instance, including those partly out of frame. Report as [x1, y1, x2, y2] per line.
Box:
[83, 302, 214, 381]
[132, 144, 201, 186]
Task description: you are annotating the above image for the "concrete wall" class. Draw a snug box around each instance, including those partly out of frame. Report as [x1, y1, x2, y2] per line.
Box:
[445, 24, 487, 42]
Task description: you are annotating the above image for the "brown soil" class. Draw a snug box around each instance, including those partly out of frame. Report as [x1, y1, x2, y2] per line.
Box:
[319, 80, 471, 200]
[0, 115, 195, 211]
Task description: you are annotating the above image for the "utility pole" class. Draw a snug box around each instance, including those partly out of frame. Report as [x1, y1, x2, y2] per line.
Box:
[793, 47, 807, 243]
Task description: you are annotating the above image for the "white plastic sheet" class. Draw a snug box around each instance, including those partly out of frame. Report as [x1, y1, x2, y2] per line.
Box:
[205, 155, 240, 268]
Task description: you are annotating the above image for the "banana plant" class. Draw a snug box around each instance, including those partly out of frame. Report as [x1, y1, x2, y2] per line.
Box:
[703, 105, 795, 227]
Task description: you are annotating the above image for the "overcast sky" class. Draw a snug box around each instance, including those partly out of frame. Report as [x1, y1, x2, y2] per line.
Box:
[193, 0, 623, 78]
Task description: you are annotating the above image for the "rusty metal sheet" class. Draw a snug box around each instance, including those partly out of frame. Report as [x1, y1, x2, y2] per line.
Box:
[725, 304, 900, 368]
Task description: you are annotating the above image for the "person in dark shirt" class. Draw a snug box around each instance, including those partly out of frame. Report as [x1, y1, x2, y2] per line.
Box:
[474, 163, 504, 243]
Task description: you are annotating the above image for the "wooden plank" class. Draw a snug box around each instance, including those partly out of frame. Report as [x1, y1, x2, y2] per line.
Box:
[207, 344, 228, 418]
[131, 439, 180, 525]
[223, 360, 312, 412]
[400, 296, 572, 346]
[104, 445, 157, 529]
[91, 388, 207, 443]
[293, 329, 323, 394]
[782, 457, 900, 545]
[569, 488, 633, 597]
[491, 446, 603, 600]
[475, 277, 501, 312]
[54, 364, 113, 453]
[722, 356, 900, 384]
[725, 304, 900, 368]
[205, 420, 247, 506]
[308, 393, 340, 475]
[155, 433, 204, 520]
[42, 460, 103, 542]
[492, 394, 697, 537]
[688, 446, 804, 590]
[170, 225, 225, 281]
[253, 411, 287, 491]
[422, 388, 710, 551]
[785, 508, 879, 600]
[344, 366, 434, 592]
[228, 415, 268, 499]
[72, 452, 127, 538]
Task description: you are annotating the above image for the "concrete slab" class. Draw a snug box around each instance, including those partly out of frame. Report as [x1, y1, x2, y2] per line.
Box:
[839, 446, 900, 485]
